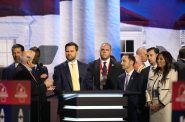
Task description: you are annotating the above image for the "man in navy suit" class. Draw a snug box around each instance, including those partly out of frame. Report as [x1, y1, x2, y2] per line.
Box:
[117, 54, 143, 122]
[84, 42, 123, 90]
[53, 42, 88, 121]
[1, 44, 24, 80]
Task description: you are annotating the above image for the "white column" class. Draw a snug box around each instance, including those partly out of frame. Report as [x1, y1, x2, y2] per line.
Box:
[94, 0, 108, 59]
[94, 0, 120, 60]
[60, 0, 73, 62]
[73, 0, 95, 62]
[107, 0, 120, 60]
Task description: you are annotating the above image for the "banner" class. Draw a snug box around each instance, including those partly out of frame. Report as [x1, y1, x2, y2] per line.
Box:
[0, 80, 30, 122]
[172, 82, 185, 122]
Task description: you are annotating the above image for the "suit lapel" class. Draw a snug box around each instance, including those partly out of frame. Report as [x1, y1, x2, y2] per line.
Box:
[78, 61, 85, 85]
[78, 61, 82, 80]
[126, 71, 136, 90]
[94, 60, 100, 84]
[11, 63, 16, 68]
[20, 63, 38, 84]
[63, 61, 73, 90]
[107, 60, 115, 78]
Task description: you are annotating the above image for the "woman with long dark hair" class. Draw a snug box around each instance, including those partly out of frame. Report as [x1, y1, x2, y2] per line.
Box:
[145, 51, 178, 122]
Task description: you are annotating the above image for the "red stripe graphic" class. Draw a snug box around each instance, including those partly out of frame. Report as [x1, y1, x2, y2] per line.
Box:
[0, 0, 60, 17]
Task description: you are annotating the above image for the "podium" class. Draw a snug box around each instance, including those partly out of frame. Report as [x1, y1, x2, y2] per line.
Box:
[60, 90, 127, 122]
[0, 80, 30, 122]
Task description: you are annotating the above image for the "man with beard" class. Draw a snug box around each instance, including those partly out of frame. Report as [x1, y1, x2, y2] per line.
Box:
[53, 42, 88, 121]
[1, 44, 24, 80]
[84, 42, 123, 90]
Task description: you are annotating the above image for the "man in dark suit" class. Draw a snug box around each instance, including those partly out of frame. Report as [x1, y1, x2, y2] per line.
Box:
[1, 44, 24, 80]
[13, 50, 54, 122]
[141, 47, 159, 89]
[117, 54, 143, 122]
[174, 46, 185, 81]
[84, 42, 123, 90]
[53, 42, 88, 121]
[140, 47, 159, 122]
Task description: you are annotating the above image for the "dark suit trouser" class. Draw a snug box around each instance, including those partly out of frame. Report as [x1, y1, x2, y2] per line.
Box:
[31, 101, 50, 122]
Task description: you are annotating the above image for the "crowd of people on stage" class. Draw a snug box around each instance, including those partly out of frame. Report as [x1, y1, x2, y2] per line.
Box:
[0, 42, 185, 122]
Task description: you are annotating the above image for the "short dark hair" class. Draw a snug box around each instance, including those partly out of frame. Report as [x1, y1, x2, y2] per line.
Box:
[12, 44, 24, 51]
[123, 54, 135, 64]
[30, 46, 41, 64]
[65, 42, 78, 51]
[30, 46, 40, 56]
[179, 46, 185, 59]
[147, 47, 159, 54]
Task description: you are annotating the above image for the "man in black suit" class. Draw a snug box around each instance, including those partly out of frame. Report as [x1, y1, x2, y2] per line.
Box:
[53, 42, 88, 121]
[140, 47, 159, 122]
[1, 44, 24, 80]
[117, 54, 143, 122]
[174, 46, 185, 81]
[13, 50, 54, 122]
[84, 42, 123, 90]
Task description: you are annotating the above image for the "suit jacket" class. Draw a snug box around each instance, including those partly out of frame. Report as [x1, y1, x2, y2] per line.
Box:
[84, 58, 124, 90]
[13, 63, 47, 101]
[32, 63, 48, 84]
[117, 70, 144, 122]
[53, 60, 87, 115]
[140, 66, 151, 122]
[174, 60, 185, 81]
[53, 60, 88, 93]
[141, 66, 150, 92]
[13, 63, 48, 122]
[1, 63, 16, 80]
